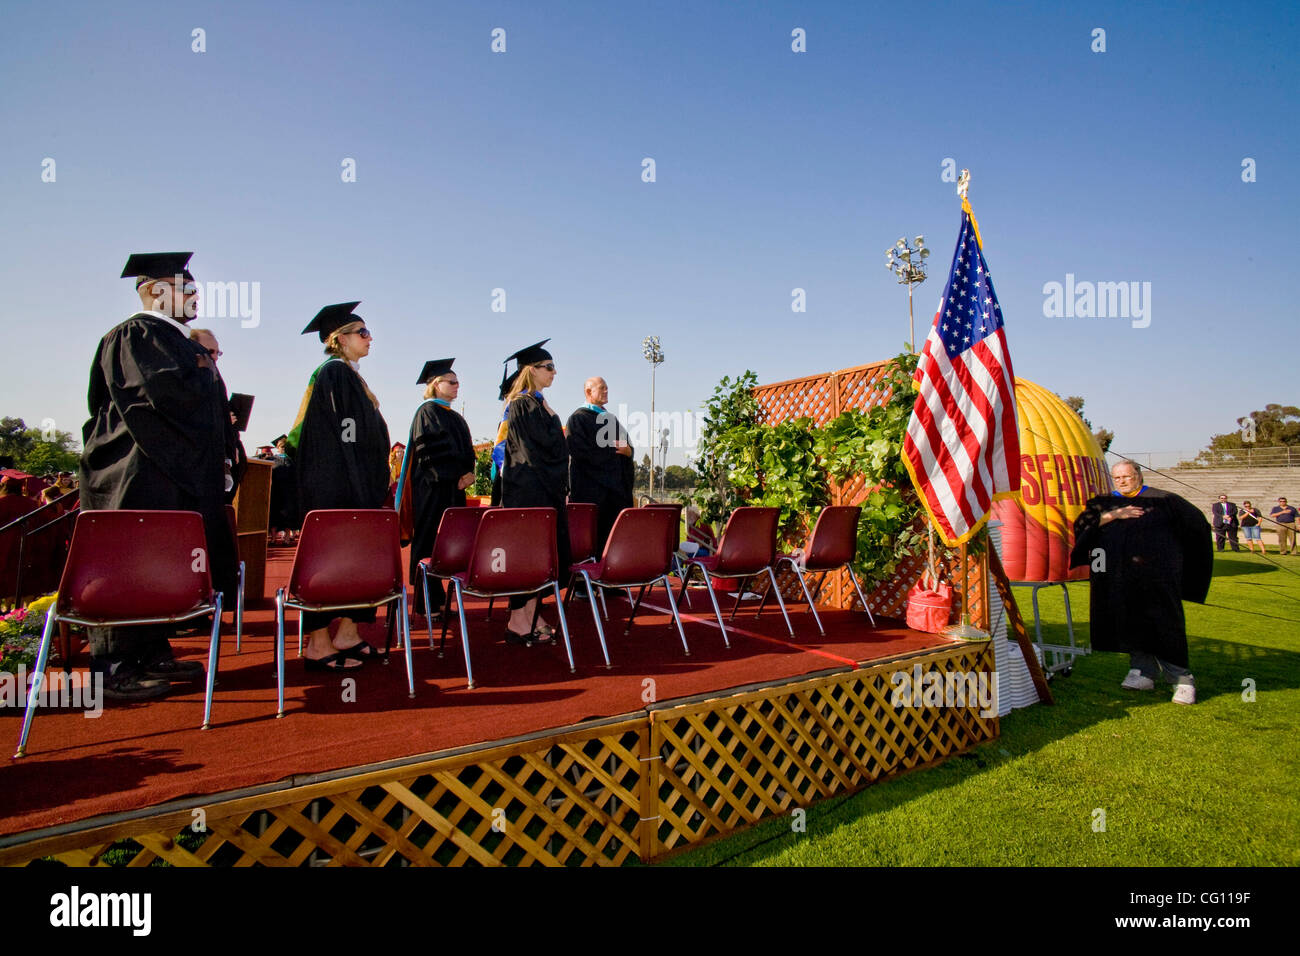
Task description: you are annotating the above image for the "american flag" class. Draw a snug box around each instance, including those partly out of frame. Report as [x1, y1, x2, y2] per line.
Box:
[902, 203, 1020, 547]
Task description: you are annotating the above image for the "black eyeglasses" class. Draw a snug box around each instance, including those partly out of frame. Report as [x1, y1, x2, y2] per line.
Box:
[535, 363, 556, 372]
[347, 328, 372, 339]
[208, 348, 222, 358]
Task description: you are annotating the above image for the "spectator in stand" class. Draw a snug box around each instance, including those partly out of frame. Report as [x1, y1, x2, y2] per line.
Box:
[1270, 497, 1298, 555]
[1211, 494, 1239, 552]
[1238, 500, 1265, 555]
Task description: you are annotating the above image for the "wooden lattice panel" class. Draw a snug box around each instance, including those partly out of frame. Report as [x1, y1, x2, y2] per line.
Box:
[751, 359, 987, 626]
[1, 719, 646, 868]
[648, 642, 997, 857]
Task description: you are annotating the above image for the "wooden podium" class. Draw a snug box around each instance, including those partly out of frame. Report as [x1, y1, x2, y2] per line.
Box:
[232, 459, 272, 602]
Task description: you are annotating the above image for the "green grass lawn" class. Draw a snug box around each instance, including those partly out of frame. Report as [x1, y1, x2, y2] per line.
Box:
[667, 551, 1300, 867]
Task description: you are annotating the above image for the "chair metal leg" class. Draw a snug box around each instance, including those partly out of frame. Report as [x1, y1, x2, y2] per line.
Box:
[581, 571, 611, 668]
[439, 583, 454, 658]
[455, 581, 475, 689]
[235, 560, 245, 653]
[297, 612, 304, 658]
[486, 596, 494, 622]
[659, 574, 691, 656]
[846, 565, 876, 627]
[765, 566, 795, 636]
[596, 585, 609, 621]
[698, 567, 731, 649]
[792, 566, 823, 636]
[401, 590, 415, 699]
[672, 554, 692, 608]
[624, 584, 648, 636]
[202, 592, 223, 729]
[421, 564, 435, 650]
[676, 562, 696, 606]
[553, 582, 577, 674]
[728, 576, 750, 623]
[14, 606, 56, 758]
[276, 588, 287, 718]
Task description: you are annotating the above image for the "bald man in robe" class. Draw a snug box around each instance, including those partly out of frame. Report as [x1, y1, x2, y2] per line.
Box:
[566, 377, 635, 554]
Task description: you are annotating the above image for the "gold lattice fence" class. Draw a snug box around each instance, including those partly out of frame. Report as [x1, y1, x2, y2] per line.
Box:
[1, 643, 997, 867]
[0, 717, 647, 868]
[647, 641, 997, 858]
[751, 360, 986, 628]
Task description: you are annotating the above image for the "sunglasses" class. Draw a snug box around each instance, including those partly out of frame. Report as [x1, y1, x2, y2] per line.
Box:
[347, 328, 372, 339]
[207, 348, 222, 358]
[534, 363, 557, 372]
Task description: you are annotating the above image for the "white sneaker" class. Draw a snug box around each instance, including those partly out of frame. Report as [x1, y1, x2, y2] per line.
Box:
[1121, 669, 1155, 691]
[1172, 681, 1196, 705]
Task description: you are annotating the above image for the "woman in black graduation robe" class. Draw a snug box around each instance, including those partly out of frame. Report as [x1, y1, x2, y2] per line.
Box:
[1069, 480, 1212, 669]
[500, 357, 570, 644]
[287, 307, 391, 668]
[404, 362, 476, 614]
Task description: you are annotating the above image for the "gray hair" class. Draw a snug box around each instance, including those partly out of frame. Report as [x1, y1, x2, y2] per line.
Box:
[1111, 460, 1143, 480]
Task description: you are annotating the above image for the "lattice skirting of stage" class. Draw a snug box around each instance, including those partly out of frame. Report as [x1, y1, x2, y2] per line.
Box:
[1, 641, 996, 867]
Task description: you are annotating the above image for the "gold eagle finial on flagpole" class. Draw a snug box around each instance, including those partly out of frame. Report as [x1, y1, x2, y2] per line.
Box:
[957, 169, 971, 200]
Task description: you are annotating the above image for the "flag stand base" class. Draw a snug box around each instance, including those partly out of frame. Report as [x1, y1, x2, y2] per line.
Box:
[942, 622, 990, 641]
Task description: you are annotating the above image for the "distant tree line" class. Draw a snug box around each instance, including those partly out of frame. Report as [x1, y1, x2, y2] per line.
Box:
[0, 417, 80, 474]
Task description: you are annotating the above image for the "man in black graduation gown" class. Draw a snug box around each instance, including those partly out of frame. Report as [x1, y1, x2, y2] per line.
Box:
[1069, 460, 1212, 705]
[79, 252, 237, 698]
[404, 359, 476, 614]
[567, 376, 635, 554]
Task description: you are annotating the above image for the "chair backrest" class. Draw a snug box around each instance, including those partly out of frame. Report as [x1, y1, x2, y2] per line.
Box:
[803, 505, 862, 570]
[567, 502, 599, 563]
[643, 503, 683, 552]
[290, 510, 403, 606]
[429, 506, 487, 575]
[594, 508, 676, 584]
[58, 510, 213, 622]
[713, 506, 780, 575]
[464, 507, 558, 594]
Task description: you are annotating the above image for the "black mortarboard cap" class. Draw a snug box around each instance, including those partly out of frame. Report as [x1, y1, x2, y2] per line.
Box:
[229, 393, 254, 432]
[498, 339, 551, 399]
[417, 358, 455, 384]
[302, 302, 362, 342]
[121, 252, 194, 287]
[272, 434, 288, 445]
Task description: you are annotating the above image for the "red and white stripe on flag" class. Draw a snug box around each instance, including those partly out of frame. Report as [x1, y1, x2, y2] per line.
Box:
[901, 205, 1020, 547]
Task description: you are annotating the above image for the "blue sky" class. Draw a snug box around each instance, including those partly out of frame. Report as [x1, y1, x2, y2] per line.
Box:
[1, 0, 1295, 467]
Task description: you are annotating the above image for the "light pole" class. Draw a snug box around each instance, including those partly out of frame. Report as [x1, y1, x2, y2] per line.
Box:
[642, 335, 665, 500]
[886, 235, 930, 353]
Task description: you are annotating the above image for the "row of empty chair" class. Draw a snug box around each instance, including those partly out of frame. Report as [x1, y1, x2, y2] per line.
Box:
[14, 503, 875, 757]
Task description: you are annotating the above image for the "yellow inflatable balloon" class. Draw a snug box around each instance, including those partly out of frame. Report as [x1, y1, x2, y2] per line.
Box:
[992, 378, 1111, 581]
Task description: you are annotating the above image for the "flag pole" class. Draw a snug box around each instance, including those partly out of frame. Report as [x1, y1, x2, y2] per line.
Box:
[940, 168, 990, 642]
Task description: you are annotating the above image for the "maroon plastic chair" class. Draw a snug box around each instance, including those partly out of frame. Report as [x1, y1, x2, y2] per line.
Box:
[641, 503, 688, 604]
[445, 507, 575, 689]
[567, 502, 599, 564]
[569, 507, 690, 665]
[15, 510, 224, 758]
[563, 501, 609, 618]
[675, 506, 793, 647]
[759, 505, 876, 635]
[275, 510, 415, 718]
[417, 506, 487, 654]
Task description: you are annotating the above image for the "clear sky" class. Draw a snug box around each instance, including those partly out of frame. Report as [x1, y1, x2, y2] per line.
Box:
[1, 0, 1295, 468]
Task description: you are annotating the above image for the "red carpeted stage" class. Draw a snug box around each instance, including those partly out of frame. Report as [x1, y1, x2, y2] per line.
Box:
[1, 547, 996, 866]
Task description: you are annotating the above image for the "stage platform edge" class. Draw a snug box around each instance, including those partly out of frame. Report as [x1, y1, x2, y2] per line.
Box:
[0, 640, 997, 867]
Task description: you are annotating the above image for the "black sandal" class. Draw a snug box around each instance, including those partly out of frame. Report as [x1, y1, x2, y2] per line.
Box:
[336, 640, 379, 662]
[304, 651, 363, 672]
[505, 627, 540, 647]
